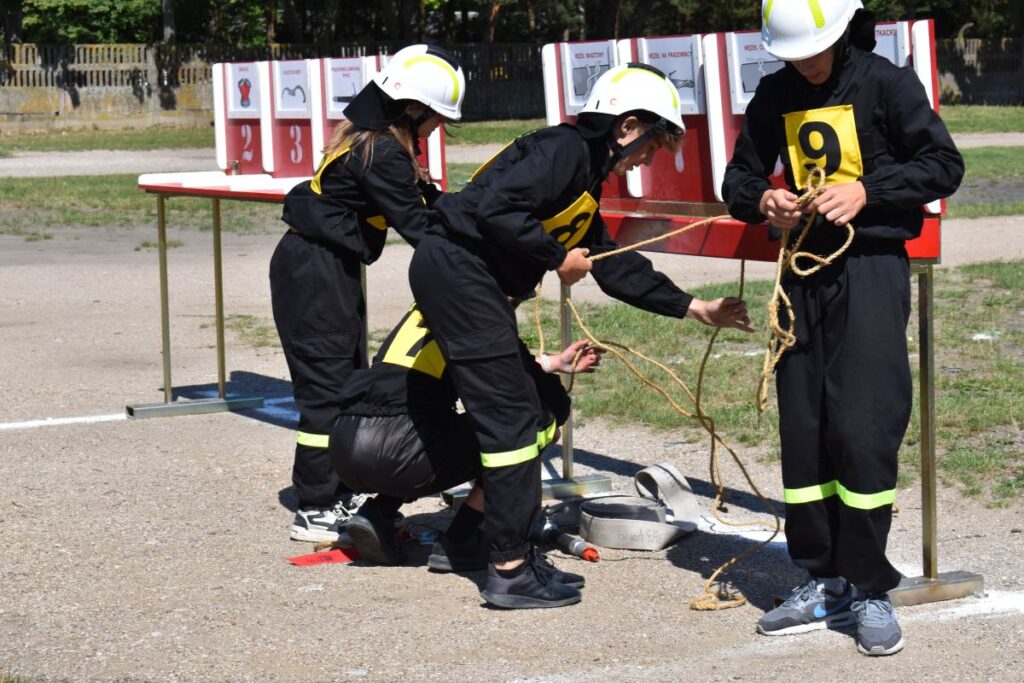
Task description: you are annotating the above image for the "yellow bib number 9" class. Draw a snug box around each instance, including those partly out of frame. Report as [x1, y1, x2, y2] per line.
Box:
[784, 104, 863, 190]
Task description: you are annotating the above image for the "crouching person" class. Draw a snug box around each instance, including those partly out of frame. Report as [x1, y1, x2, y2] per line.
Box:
[327, 305, 601, 606]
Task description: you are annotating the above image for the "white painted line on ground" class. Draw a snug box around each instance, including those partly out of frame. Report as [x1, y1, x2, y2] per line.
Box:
[903, 590, 1024, 622]
[0, 412, 127, 431]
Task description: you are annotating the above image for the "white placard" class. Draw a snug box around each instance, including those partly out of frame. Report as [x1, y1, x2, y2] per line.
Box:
[725, 31, 784, 115]
[638, 36, 705, 116]
[873, 21, 911, 67]
[559, 40, 616, 116]
[273, 60, 312, 119]
[227, 62, 261, 119]
[325, 57, 368, 119]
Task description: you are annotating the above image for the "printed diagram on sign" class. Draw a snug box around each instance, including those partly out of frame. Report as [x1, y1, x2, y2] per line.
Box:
[273, 61, 312, 117]
[237, 78, 252, 108]
[560, 41, 615, 114]
[332, 83, 357, 103]
[726, 32, 783, 113]
[281, 84, 307, 105]
[571, 63, 608, 98]
[325, 58, 369, 119]
[226, 63, 260, 118]
[638, 36, 705, 115]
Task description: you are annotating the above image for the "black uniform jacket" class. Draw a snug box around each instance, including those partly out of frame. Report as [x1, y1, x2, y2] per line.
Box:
[281, 134, 438, 263]
[336, 307, 571, 427]
[723, 47, 963, 246]
[432, 124, 693, 317]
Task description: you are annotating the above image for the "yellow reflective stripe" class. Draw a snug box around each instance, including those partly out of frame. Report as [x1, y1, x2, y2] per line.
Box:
[480, 420, 558, 468]
[310, 146, 350, 195]
[784, 479, 895, 510]
[481, 442, 538, 468]
[537, 420, 558, 451]
[837, 481, 896, 510]
[783, 480, 837, 504]
[764, 0, 775, 29]
[404, 55, 460, 104]
[807, 0, 825, 29]
[296, 431, 329, 448]
[611, 67, 679, 110]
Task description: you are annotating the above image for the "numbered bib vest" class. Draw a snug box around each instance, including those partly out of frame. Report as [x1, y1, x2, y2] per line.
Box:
[381, 307, 446, 379]
[539, 191, 598, 250]
[784, 104, 863, 190]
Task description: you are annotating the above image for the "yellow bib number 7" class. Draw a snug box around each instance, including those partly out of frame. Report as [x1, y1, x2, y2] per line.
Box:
[784, 104, 863, 190]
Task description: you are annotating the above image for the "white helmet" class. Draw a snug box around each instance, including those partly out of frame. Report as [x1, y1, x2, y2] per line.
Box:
[374, 44, 466, 120]
[761, 0, 863, 61]
[580, 63, 685, 137]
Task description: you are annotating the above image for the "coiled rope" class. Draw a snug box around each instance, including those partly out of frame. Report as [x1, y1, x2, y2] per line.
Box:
[533, 167, 855, 609]
[756, 167, 855, 411]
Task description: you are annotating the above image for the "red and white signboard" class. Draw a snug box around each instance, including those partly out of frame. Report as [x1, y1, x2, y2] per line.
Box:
[213, 62, 264, 175]
[258, 59, 315, 177]
[617, 35, 716, 202]
[309, 56, 382, 166]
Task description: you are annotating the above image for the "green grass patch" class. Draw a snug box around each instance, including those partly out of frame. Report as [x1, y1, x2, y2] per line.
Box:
[225, 314, 280, 349]
[519, 261, 1024, 505]
[0, 126, 214, 153]
[959, 146, 1024, 180]
[947, 146, 1024, 218]
[517, 280, 777, 449]
[0, 174, 283, 233]
[447, 162, 477, 191]
[942, 105, 1024, 134]
[136, 239, 183, 251]
[446, 119, 545, 146]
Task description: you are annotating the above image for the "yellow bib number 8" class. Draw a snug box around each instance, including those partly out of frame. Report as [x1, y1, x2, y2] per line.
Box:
[784, 104, 863, 190]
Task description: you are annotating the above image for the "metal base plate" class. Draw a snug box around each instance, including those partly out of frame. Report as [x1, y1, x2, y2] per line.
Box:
[126, 396, 264, 419]
[441, 474, 613, 507]
[888, 570, 985, 607]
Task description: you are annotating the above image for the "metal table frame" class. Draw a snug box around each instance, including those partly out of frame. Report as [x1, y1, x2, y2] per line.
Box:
[126, 191, 268, 418]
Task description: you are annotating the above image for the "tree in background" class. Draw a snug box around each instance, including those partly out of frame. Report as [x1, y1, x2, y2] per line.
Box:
[5, 0, 1021, 47]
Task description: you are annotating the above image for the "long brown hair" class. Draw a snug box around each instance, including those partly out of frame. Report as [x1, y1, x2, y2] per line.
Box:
[322, 112, 430, 183]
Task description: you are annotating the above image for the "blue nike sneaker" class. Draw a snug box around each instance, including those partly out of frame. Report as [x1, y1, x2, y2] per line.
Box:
[852, 593, 904, 656]
[757, 577, 856, 636]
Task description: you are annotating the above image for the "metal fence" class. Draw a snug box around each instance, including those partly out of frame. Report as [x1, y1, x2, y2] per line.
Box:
[0, 42, 547, 120]
[1, 39, 1020, 119]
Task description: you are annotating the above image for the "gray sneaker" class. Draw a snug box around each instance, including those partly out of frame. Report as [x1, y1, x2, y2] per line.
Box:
[757, 578, 855, 636]
[852, 594, 904, 656]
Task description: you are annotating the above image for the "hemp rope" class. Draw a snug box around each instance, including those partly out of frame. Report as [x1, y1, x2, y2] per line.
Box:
[755, 167, 855, 412]
[532, 167, 855, 609]
[534, 265, 780, 611]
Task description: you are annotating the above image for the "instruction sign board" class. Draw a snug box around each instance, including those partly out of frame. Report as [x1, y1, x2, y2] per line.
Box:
[725, 31, 784, 115]
[213, 62, 264, 175]
[559, 40, 616, 117]
[309, 56, 381, 168]
[259, 60, 314, 177]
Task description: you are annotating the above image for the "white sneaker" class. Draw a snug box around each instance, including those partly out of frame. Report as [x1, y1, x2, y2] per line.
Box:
[289, 493, 368, 542]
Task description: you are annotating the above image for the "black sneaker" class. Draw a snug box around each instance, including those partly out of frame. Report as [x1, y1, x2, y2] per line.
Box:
[531, 548, 585, 589]
[479, 555, 582, 609]
[427, 530, 489, 572]
[345, 497, 406, 566]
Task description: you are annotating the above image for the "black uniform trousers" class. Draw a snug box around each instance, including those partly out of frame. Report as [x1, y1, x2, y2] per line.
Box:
[409, 235, 550, 563]
[270, 231, 367, 509]
[776, 239, 910, 594]
[330, 412, 482, 500]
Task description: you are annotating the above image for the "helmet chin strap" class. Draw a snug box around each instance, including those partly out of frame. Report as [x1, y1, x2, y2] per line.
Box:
[409, 106, 438, 133]
[603, 119, 671, 176]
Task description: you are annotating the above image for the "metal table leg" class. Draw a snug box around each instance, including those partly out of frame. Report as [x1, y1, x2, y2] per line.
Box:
[889, 263, 982, 606]
[127, 194, 263, 419]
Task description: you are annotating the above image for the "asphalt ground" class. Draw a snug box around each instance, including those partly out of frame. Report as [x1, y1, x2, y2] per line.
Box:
[1, 143, 1023, 681]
